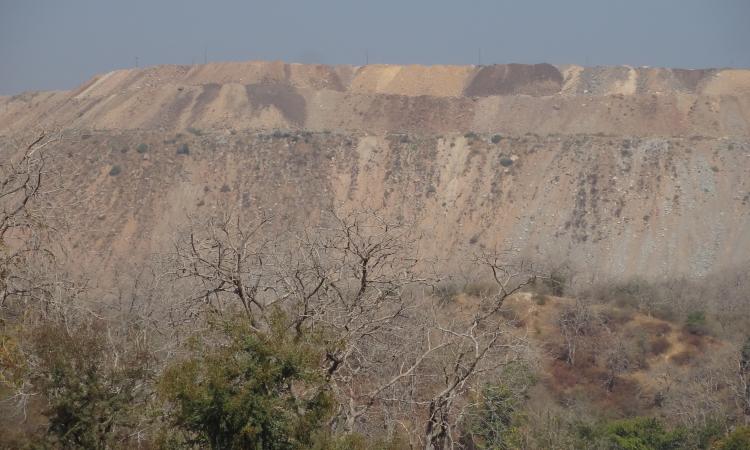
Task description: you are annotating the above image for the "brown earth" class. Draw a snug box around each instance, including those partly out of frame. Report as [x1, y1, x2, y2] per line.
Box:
[464, 63, 564, 97]
[0, 61, 749, 280]
[502, 293, 731, 417]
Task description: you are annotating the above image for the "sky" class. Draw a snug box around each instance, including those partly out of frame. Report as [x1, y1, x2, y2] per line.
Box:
[1, 0, 749, 95]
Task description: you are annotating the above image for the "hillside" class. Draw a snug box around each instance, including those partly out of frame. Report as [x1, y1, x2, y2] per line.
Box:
[1, 61, 749, 279]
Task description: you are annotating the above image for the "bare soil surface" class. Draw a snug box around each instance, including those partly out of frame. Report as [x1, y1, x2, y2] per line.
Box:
[1, 61, 748, 280]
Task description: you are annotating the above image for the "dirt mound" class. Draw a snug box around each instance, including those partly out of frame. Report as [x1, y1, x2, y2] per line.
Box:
[245, 82, 306, 126]
[1, 61, 749, 280]
[703, 69, 750, 96]
[571, 65, 634, 95]
[350, 64, 472, 97]
[464, 63, 564, 97]
[2, 61, 749, 136]
[672, 68, 716, 92]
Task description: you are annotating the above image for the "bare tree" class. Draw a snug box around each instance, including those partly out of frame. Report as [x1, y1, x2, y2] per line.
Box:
[419, 255, 534, 450]
[0, 132, 65, 313]
[557, 299, 599, 366]
[292, 209, 430, 433]
[1, 134, 48, 239]
[168, 209, 278, 329]
[602, 338, 631, 392]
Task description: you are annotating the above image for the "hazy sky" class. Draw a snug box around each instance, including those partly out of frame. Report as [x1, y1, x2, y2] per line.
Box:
[1, 0, 749, 95]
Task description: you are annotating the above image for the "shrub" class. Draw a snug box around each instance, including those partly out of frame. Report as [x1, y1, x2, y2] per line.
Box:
[463, 384, 519, 448]
[461, 364, 536, 449]
[499, 157, 514, 167]
[491, 134, 502, 144]
[589, 278, 661, 312]
[434, 283, 460, 305]
[23, 321, 152, 449]
[272, 130, 291, 139]
[714, 426, 750, 450]
[464, 280, 496, 298]
[533, 293, 547, 305]
[310, 431, 410, 450]
[741, 336, 750, 372]
[176, 143, 189, 155]
[670, 350, 694, 366]
[546, 269, 568, 296]
[136, 143, 148, 154]
[187, 127, 203, 136]
[649, 336, 670, 356]
[600, 417, 688, 450]
[108, 165, 122, 176]
[159, 314, 332, 450]
[532, 267, 569, 297]
[600, 305, 635, 326]
[685, 311, 708, 335]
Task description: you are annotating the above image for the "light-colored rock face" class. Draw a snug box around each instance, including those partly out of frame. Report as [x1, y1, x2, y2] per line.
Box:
[1, 62, 748, 280]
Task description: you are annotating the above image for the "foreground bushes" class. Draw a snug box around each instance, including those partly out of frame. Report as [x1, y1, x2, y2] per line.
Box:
[0, 320, 154, 448]
[158, 313, 332, 450]
[3, 311, 750, 449]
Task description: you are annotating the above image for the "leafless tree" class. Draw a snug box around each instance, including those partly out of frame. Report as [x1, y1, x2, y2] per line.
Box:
[602, 338, 631, 392]
[418, 255, 534, 450]
[0, 133, 54, 307]
[0, 132, 69, 315]
[733, 336, 750, 419]
[288, 209, 430, 433]
[557, 299, 600, 366]
[167, 209, 278, 329]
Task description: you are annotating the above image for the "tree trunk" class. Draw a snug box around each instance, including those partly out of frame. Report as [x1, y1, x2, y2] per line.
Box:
[424, 397, 451, 450]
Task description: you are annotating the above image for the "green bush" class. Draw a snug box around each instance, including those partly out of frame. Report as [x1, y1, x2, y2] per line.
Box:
[599, 417, 687, 450]
[159, 313, 332, 450]
[491, 134, 502, 144]
[108, 165, 122, 176]
[176, 143, 190, 155]
[136, 143, 148, 153]
[714, 426, 750, 450]
[310, 431, 410, 450]
[24, 321, 152, 449]
[685, 311, 708, 335]
[461, 364, 535, 449]
[463, 384, 519, 448]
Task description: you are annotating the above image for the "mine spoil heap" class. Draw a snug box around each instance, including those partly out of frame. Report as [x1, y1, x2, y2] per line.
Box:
[1, 61, 749, 279]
